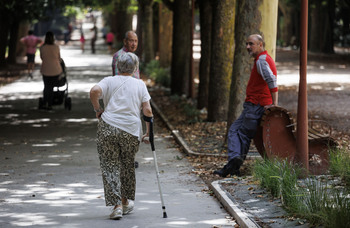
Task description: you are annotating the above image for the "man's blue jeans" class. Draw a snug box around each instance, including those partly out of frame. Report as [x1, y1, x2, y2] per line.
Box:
[227, 102, 265, 161]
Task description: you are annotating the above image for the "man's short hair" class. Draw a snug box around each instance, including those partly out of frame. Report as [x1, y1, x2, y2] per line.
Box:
[251, 34, 265, 47]
[124, 31, 137, 40]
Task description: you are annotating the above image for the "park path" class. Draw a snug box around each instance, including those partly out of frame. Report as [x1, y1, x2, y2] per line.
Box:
[0, 18, 237, 227]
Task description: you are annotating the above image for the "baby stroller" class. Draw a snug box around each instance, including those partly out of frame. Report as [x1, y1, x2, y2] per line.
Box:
[38, 58, 72, 110]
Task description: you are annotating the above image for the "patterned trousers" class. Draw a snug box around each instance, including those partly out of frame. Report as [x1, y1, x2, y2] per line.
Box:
[97, 120, 140, 206]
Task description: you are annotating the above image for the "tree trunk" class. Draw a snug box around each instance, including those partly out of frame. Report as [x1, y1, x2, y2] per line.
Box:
[0, 15, 10, 66]
[321, 0, 335, 53]
[170, 0, 191, 96]
[207, 0, 236, 121]
[278, 0, 294, 47]
[7, 19, 20, 64]
[136, 3, 144, 59]
[227, 0, 278, 128]
[197, 0, 212, 109]
[112, 0, 133, 46]
[158, 3, 172, 68]
[139, 0, 154, 64]
[309, 1, 322, 52]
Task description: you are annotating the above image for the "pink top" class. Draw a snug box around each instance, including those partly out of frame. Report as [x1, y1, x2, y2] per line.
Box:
[20, 35, 42, 54]
[106, 32, 114, 43]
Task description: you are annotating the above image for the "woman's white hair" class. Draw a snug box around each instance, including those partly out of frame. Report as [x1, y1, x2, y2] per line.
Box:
[116, 52, 139, 75]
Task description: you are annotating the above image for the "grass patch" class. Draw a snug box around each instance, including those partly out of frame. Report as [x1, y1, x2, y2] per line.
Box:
[329, 147, 350, 186]
[253, 152, 350, 227]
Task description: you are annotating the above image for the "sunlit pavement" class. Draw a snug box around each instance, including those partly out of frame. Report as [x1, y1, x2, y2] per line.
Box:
[0, 26, 236, 228]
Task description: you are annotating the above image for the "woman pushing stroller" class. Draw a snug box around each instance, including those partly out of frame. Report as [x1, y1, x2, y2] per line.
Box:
[39, 31, 62, 110]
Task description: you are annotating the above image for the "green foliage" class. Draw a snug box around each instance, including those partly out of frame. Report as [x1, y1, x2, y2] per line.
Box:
[183, 103, 201, 123]
[253, 158, 301, 199]
[253, 157, 350, 227]
[64, 6, 84, 19]
[144, 60, 170, 88]
[322, 189, 350, 228]
[168, 94, 201, 123]
[329, 147, 350, 185]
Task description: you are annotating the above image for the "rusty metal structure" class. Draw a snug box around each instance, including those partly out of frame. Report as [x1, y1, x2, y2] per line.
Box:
[253, 107, 338, 175]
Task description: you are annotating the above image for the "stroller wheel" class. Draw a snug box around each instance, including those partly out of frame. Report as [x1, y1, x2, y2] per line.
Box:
[65, 97, 72, 110]
[38, 97, 45, 109]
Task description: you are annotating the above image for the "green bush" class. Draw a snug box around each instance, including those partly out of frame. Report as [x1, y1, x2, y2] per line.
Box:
[329, 147, 350, 186]
[143, 60, 170, 87]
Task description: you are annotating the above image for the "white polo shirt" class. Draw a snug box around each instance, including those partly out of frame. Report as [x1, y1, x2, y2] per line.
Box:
[97, 75, 151, 141]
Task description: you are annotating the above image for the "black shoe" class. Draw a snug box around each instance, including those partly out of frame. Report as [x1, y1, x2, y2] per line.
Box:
[135, 161, 139, 168]
[213, 157, 243, 177]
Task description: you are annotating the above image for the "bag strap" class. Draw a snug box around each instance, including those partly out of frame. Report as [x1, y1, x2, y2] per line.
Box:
[112, 77, 130, 97]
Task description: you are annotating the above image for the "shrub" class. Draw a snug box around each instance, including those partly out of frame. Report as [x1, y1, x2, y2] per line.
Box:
[143, 60, 170, 87]
[329, 147, 350, 186]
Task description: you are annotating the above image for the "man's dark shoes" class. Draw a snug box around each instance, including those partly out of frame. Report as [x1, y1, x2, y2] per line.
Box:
[213, 157, 243, 177]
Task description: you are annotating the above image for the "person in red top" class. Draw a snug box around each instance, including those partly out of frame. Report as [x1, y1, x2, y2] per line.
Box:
[214, 34, 278, 177]
[106, 31, 115, 54]
[20, 30, 42, 78]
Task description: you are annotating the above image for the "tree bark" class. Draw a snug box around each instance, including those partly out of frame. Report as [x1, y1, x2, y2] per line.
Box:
[0, 15, 10, 66]
[170, 0, 191, 96]
[7, 19, 20, 64]
[197, 0, 212, 109]
[139, 0, 154, 64]
[136, 3, 144, 59]
[158, 3, 173, 68]
[207, 0, 236, 121]
[227, 0, 278, 128]
[309, 0, 323, 52]
[112, 0, 133, 46]
[278, 0, 294, 47]
[321, 0, 335, 53]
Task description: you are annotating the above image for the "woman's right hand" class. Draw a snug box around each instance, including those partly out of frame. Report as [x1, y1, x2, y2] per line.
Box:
[142, 134, 150, 144]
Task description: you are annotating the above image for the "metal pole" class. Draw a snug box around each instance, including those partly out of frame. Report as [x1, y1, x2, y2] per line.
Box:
[296, 0, 309, 174]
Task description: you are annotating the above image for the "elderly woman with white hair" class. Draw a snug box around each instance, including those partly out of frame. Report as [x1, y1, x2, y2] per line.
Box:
[89, 52, 153, 220]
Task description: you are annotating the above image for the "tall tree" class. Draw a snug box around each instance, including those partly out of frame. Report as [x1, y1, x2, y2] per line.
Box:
[0, 0, 48, 65]
[227, 0, 278, 127]
[111, 0, 133, 45]
[139, 0, 154, 64]
[0, 0, 77, 66]
[158, 2, 173, 68]
[309, 0, 335, 53]
[207, 0, 236, 121]
[163, 0, 191, 96]
[197, 0, 212, 109]
[278, 0, 297, 47]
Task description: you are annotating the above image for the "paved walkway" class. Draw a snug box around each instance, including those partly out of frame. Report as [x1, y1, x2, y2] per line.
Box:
[0, 23, 236, 227]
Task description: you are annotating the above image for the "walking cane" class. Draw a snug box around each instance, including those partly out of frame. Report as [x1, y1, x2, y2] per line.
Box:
[144, 116, 168, 218]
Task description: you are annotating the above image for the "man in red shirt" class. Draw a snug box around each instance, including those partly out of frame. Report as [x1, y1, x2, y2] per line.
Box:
[214, 34, 278, 177]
